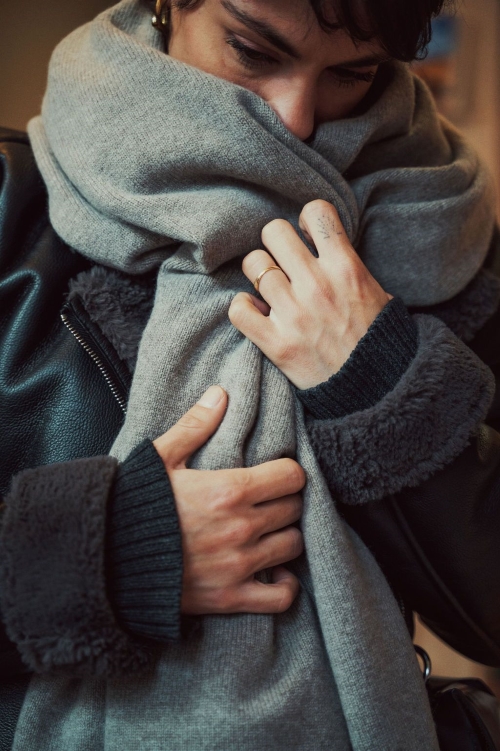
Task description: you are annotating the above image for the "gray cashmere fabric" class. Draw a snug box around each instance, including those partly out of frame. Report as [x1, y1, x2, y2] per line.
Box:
[19, 0, 498, 748]
[28, 6, 495, 308]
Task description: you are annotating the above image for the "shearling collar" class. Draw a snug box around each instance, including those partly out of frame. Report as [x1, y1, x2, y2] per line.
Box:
[68, 263, 500, 375]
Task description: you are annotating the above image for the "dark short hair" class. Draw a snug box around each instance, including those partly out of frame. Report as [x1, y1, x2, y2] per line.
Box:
[170, 0, 453, 61]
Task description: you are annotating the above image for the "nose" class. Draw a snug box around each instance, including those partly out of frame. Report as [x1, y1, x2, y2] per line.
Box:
[265, 78, 316, 141]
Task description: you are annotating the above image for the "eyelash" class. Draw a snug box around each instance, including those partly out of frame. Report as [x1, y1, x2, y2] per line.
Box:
[225, 36, 377, 87]
[333, 68, 377, 88]
[226, 37, 275, 68]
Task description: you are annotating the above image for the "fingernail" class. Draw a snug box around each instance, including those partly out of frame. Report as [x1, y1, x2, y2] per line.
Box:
[198, 385, 224, 408]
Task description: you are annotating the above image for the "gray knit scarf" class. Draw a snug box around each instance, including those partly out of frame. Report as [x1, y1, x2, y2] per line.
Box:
[19, 1, 496, 749]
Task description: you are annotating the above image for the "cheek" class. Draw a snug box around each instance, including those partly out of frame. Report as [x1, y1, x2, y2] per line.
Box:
[316, 81, 374, 122]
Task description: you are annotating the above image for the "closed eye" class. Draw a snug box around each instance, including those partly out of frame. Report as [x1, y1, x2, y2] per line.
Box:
[329, 67, 377, 87]
[226, 36, 278, 69]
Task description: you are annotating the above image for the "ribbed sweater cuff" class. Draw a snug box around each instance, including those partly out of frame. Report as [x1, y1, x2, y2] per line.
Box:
[106, 440, 183, 643]
[298, 298, 418, 420]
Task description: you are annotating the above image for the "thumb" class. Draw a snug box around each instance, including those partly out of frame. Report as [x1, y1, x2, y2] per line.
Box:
[153, 386, 228, 469]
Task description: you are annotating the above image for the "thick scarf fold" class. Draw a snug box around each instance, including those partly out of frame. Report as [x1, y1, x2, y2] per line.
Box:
[19, 1, 496, 750]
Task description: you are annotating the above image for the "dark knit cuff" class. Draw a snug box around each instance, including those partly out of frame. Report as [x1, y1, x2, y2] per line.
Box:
[298, 297, 418, 420]
[107, 440, 183, 643]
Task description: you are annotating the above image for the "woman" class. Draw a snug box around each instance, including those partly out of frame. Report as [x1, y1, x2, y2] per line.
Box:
[1, 0, 500, 749]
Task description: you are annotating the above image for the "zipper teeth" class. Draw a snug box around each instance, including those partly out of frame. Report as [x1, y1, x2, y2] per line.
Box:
[61, 312, 127, 414]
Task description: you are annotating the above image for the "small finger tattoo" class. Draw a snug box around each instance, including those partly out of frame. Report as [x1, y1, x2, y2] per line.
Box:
[317, 216, 331, 239]
[316, 214, 343, 240]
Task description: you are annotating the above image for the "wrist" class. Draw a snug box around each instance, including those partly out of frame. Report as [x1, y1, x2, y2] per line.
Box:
[285, 297, 393, 391]
[297, 298, 418, 419]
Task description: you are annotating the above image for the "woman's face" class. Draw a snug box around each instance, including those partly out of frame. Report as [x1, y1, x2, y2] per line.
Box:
[168, 0, 388, 141]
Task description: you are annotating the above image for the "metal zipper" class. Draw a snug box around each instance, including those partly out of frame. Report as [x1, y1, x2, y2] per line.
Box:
[60, 311, 127, 414]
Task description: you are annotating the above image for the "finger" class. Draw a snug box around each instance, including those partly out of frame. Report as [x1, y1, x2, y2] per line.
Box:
[261, 218, 314, 279]
[251, 295, 271, 316]
[253, 493, 303, 536]
[241, 249, 290, 307]
[236, 567, 300, 613]
[252, 526, 304, 572]
[299, 200, 354, 260]
[229, 291, 273, 347]
[228, 458, 306, 506]
[153, 385, 227, 469]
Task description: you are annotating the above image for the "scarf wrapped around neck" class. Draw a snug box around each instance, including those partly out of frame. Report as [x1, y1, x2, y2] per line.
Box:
[20, 1, 496, 749]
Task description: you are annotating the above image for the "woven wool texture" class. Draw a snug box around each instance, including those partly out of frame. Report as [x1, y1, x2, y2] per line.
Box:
[19, 0, 497, 749]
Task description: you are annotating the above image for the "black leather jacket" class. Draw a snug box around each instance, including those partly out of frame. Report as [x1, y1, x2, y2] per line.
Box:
[2, 127, 500, 740]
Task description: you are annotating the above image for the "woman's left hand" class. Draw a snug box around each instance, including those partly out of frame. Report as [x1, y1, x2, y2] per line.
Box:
[229, 199, 392, 390]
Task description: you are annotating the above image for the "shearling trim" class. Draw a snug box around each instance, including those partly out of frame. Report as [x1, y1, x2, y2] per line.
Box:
[307, 314, 495, 505]
[411, 269, 500, 342]
[68, 265, 155, 372]
[0, 457, 152, 676]
[69, 264, 500, 382]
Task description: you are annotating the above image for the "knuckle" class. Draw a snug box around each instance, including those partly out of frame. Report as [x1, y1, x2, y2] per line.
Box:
[234, 467, 254, 496]
[177, 409, 206, 431]
[283, 527, 304, 560]
[354, 267, 374, 297]
[302, 199, 338, 219]
[290, 528, 305, 557]
[229, 550, 252, 580]
[223, 518, 254, 546]
[336, 256, 362, 287]
[261, 218, 291, 244]
[285, 460, 306, 490]
[210, 587, 237, 613]
[211, 485, 240, 513]
[228, 296, 247, 326]
[308, 277, 334, 305]
[275, 580, 299, 612]
[291, 494, 304, 518]
[242, 249, 265, 275]
[231, 291, 250, 307]
[273, 338, 299, 366]
[287, 305, 307, 331]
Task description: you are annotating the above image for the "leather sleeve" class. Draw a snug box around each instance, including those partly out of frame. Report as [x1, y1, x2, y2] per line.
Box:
[0, 132, 185, 683]
[340, 424, 500, 666]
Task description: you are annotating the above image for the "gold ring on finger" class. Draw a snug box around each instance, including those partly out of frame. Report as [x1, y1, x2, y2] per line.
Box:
[253, 266, 283, 293]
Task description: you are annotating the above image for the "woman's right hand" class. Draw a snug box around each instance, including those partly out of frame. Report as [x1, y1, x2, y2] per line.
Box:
[153, 386, 305, 616]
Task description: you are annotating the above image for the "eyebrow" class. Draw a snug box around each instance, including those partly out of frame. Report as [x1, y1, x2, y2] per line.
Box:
[338, 54, 391, 68]
[221, 0, 301, 59]
[221, 1, 389, 68]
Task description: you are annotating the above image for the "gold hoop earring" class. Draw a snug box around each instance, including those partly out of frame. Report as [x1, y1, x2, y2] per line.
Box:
[152, 0, 170, 34]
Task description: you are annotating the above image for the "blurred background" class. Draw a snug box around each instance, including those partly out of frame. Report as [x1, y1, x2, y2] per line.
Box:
[1, 0, 500, 691]
[413, 0, 500, 218]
